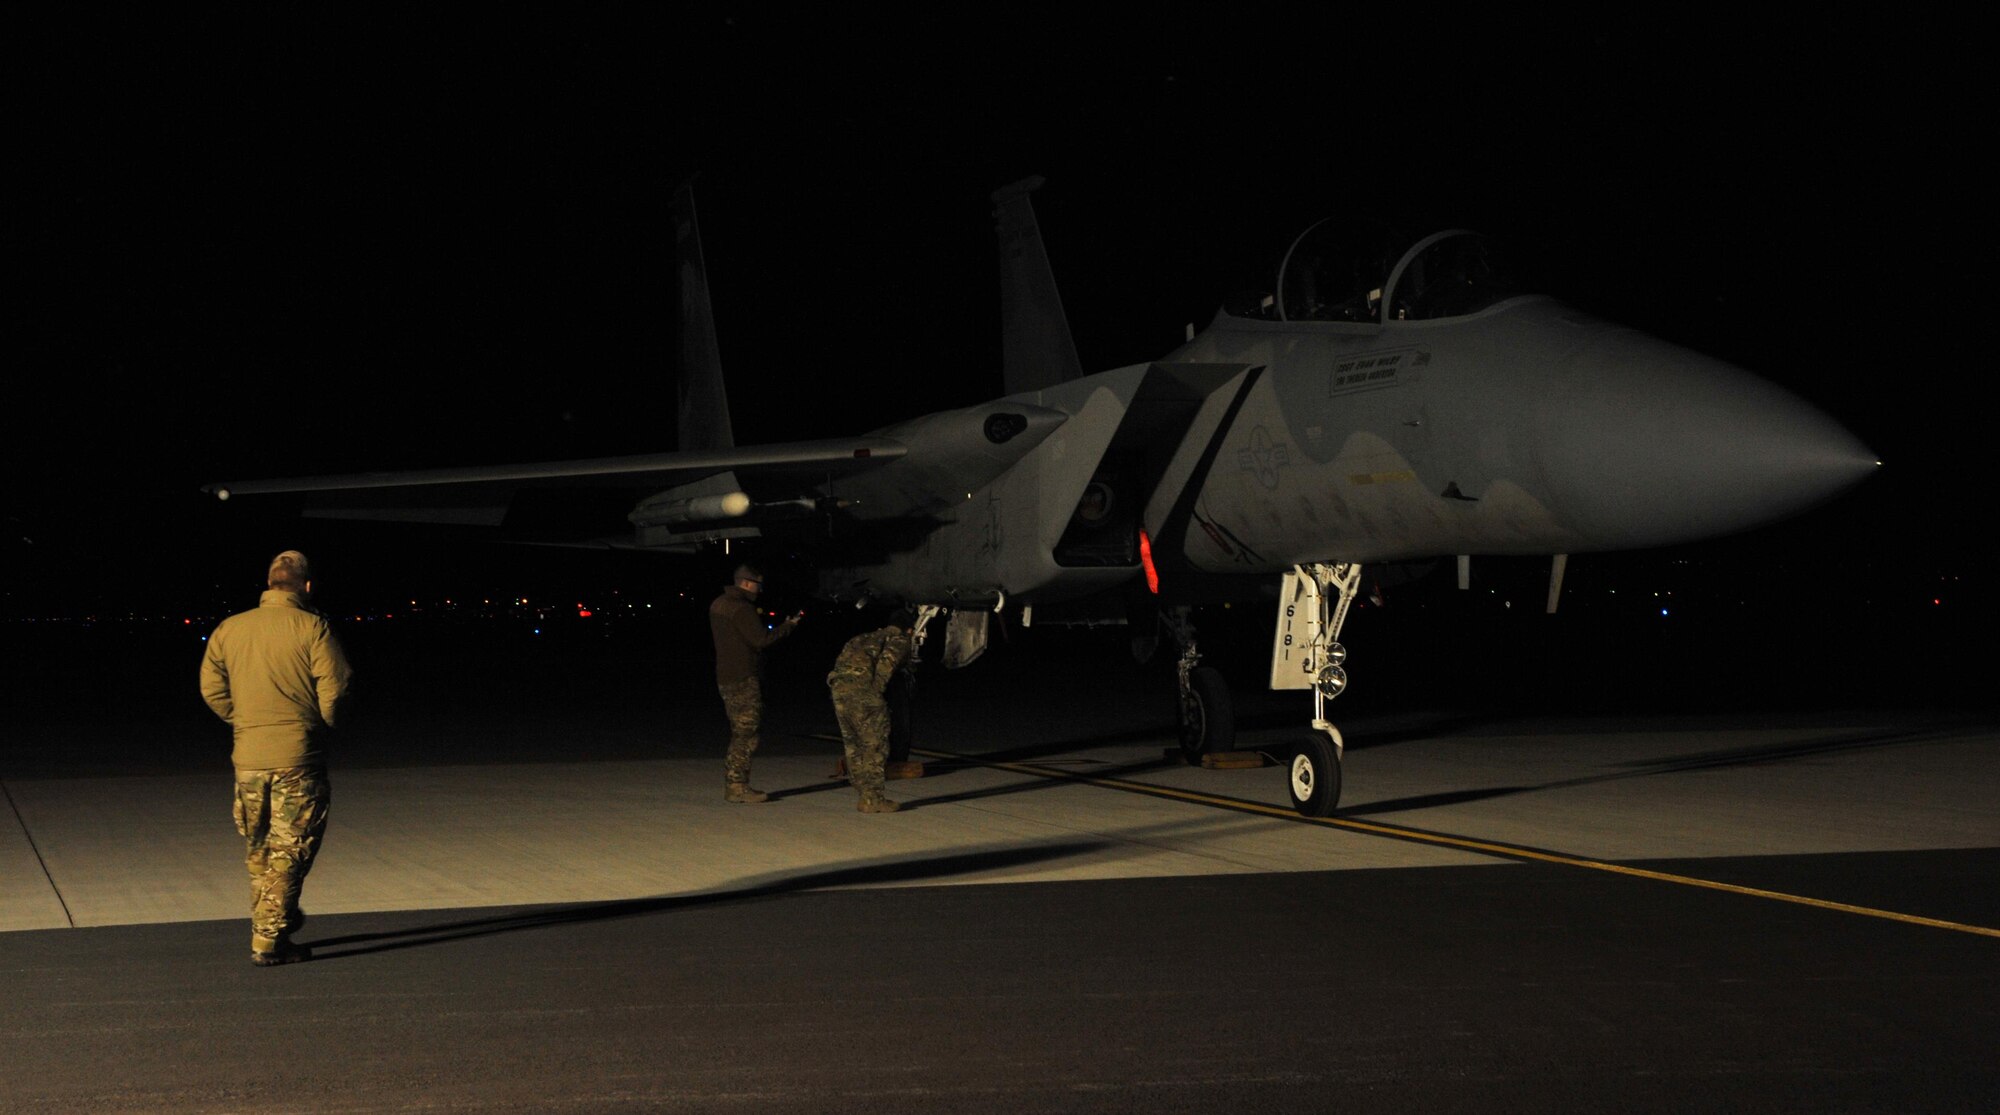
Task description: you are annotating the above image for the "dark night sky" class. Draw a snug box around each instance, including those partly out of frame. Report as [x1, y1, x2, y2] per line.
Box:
[6, 9, 1984, 621]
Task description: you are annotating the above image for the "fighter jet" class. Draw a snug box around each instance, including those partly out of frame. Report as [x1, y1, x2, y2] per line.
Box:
[206, 179, 1877, 815]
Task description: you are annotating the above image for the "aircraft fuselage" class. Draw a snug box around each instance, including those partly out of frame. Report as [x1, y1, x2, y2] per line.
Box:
[812, 293, 1874, 608]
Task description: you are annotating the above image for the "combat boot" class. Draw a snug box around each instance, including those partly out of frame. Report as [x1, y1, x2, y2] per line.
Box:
[725, 781, 770, 804]
[857, 794, 901, 813]
[251, 939, 313, 967]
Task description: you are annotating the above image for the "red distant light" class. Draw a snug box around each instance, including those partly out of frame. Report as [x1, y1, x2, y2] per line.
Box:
[1138, 530, 1160, 594]
[578, 608, 593, 618]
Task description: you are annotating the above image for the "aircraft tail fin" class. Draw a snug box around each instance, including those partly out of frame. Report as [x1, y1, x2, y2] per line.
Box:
[673, 182, 735, 451]
[992, 176, 1084, 396]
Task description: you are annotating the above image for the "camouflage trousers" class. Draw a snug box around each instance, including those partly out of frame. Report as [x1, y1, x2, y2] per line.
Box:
[829, 681, 890, 797]
[232, 765, 329, 951]
[719, 677, 764, 783]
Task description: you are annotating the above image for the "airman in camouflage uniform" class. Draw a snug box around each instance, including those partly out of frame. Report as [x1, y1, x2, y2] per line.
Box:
[827, 610, 916, 813]
[709, 564, 800, 803]
[199, 550, 352, 966]
[233, 765, 329, 953]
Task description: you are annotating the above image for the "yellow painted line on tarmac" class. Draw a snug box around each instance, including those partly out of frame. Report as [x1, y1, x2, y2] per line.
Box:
[913, 747, 2000, 941]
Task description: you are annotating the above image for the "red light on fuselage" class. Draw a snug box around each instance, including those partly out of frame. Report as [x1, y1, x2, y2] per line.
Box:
[1138, 530, 1160, 594]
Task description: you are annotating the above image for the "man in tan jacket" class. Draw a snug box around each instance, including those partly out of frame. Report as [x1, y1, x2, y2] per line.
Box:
[200, 550, 352, 966]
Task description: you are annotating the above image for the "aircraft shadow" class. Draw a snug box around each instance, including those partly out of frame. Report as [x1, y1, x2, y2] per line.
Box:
[765, 777, 853, 801]
[904, 755, 1182, 810]
[1229, 705, 1515, 750]
[772, 754, 1184, 811]
[1336, 711, 1509, 749]
[1605, 723, 1969, 773]
[303, 840, 1112, 962]
[1339, 723, 1961, 817]
[770, 723, 1174, 800]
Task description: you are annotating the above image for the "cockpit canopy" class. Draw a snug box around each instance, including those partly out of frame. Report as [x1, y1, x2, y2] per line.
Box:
[1242, 223, 1525, 323]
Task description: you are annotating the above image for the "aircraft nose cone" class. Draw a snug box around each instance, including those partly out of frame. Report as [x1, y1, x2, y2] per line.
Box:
[1545, 333, 1877, 548]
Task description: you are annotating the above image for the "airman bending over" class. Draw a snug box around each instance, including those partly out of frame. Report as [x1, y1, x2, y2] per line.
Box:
[827, 608, 917, 813]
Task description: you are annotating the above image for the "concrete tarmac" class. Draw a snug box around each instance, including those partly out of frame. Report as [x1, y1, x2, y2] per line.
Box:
[4, 616, 1997, 1111]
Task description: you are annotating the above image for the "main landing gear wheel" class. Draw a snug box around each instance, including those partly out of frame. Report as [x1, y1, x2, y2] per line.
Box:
[1287, 734, 1341, 817]
[1177, 665, 1234, 765]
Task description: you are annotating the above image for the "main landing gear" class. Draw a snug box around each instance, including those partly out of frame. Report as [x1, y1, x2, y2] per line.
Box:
[1163, 607, 1232, 765]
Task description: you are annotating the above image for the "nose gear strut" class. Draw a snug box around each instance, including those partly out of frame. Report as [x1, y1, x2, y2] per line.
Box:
[1271, 562, 1361, 816]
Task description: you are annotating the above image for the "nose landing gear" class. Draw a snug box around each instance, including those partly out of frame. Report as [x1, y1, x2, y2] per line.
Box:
[1272, 563, 1361, 817]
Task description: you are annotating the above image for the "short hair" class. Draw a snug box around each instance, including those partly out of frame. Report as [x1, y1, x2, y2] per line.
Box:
[733, 564, 763, 585]
[267, 550, 312, 591]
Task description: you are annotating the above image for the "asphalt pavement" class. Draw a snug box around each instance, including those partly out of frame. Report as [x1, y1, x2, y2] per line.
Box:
[4, 614, 1996, 1112]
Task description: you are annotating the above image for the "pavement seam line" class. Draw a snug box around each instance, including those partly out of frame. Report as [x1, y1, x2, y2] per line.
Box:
[914, 747, 2000, 941]
[1, 778, 75, 929]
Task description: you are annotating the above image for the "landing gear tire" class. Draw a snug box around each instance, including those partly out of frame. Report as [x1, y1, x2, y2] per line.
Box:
[1177, 666, 1235, 764]
[1288, 735, 1341, 817]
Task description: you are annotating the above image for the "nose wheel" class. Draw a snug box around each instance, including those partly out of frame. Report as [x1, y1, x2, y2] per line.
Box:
[1287, 732, 1341, 817]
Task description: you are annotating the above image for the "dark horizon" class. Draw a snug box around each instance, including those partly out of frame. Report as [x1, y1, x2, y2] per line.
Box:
[8, 12, 1982, 650]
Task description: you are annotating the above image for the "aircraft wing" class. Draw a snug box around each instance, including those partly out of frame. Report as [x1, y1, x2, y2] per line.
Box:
[201, 397, 1067, 539]
[203, 437, 907, 500]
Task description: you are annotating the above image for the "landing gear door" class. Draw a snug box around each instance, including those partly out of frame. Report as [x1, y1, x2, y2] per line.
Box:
[1270, 568, 1322, 690]
[941, 609, 990, 670]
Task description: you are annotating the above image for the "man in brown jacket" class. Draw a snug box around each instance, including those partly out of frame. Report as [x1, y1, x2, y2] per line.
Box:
[199, 550, 352, 966]
[709, 564, 799, 803]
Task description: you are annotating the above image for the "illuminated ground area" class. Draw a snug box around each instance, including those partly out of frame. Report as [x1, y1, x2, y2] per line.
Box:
[3, 619, 1996, 1111]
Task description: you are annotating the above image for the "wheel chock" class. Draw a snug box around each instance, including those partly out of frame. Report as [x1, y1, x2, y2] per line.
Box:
[832, 758, 927, 780]
[1201, 750, 1270, 769]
